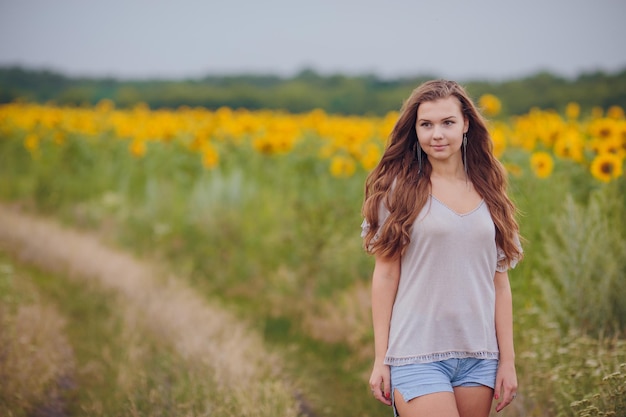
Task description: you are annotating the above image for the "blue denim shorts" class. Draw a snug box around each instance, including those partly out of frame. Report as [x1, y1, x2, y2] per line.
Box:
[390, 358, 498, 416]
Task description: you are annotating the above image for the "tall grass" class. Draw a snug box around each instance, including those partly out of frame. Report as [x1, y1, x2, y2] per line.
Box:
[536, 185, 626, 336]
[514, 307, 626, 417]
[0, 263, 76, 416]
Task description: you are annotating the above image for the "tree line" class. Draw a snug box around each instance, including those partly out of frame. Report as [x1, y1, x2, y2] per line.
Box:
[1, 66, 625, 117]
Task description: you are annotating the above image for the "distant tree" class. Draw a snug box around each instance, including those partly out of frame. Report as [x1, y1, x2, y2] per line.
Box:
[1, 66, 625, 116]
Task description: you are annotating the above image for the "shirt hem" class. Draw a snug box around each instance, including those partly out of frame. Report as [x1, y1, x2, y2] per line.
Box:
[384, 351, 499, 366]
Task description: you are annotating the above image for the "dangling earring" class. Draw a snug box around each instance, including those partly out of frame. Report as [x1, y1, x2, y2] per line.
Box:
[462, 132, 468, 177]
[416, 141, 423, 175]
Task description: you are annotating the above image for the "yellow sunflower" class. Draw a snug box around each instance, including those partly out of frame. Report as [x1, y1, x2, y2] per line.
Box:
[607, 105, 625, 120]
[553, 128, 585, 162]
[129, 138, 147, 158]
[590, 153, 624, 182]
[360, 143, 381, 171]
[529, 151, 554, 179]
[489, 122, 508, 158]
[565, 102, 580, 120]
[330, 155, 356, 178]
[504, 163, 523, 178]
[24, 133, 39, 153]
[201, 143, 219, 169]
[588, 118, 619, 141]
[478, 94, 502, 117]
[596, 135, 626, 159]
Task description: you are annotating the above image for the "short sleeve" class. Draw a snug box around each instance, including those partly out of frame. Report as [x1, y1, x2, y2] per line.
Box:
[496, 234, 523, 272]
[361, 180, 395, 248]
[360, 200, 391, 243]
[360, 218, 371, 239]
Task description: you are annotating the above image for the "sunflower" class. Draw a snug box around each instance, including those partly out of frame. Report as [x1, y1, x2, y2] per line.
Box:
[360, 143, 381, 171]
[24, 133, 39, 153]
[504, 163, 523, 178]
[329, 155, 356, 178]
[478, 94, 502, 117]
[52, 131, 66, 146]
[596, 135, 626, 159]
[553, 128, 585, 162]
[565, 102, 580, 120]
[607, 105, 625, 120]
[529, 151, 554, 179]
[201, 143, 219, 169]
[129, 138, 146, 158]
[489, 122, 508, 158]
[590, 153, 624, 182]
[588, 118, 619, 141]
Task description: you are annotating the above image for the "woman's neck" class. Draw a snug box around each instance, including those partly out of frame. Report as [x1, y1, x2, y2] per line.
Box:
[429, 159, 467, 182]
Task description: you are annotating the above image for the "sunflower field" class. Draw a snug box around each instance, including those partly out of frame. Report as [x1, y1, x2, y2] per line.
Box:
[1, 95, 625, 417]
[2, 97, 625, 182]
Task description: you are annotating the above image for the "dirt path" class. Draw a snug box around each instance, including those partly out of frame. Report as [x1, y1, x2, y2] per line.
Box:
[0, 204, 303, 415]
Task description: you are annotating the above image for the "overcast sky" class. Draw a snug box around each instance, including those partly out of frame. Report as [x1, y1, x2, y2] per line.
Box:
[1, 0, 625, 81]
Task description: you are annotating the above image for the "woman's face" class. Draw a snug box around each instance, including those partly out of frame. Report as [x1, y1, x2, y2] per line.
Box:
[415, 96, 469, 165]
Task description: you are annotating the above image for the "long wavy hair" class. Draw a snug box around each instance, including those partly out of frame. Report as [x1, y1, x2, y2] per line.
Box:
[362, 80, 522, 264]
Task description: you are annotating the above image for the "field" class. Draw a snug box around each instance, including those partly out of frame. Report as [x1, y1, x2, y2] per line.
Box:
[0, 96, 625, 416]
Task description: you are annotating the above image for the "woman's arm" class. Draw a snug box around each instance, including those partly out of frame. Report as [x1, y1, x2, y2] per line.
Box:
[369, 254, 401, 406]
[493, 270, 518, 412]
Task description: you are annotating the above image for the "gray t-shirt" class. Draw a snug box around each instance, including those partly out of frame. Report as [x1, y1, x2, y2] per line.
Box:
[362, 195, 519, 366]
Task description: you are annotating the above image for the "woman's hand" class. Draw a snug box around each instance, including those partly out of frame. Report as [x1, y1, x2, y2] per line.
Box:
[369, 361, 392, 406]
[494, 360, 518, 412]
[369, 254, 399, 407]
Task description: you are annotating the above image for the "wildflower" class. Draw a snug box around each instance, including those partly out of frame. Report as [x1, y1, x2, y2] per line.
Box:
[478, 94, 501, 117]
[590, 153, 623, 182]
[329, 155, 356, 178]
[529, 151, 554, 179]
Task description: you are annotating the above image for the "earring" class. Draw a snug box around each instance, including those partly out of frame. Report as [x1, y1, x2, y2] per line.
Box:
[416, 141, 423, 175]
[462, 133, 468, 176]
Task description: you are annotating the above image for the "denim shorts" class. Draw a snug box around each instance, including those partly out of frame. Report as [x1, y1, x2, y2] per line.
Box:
[390, 358, 498, 416]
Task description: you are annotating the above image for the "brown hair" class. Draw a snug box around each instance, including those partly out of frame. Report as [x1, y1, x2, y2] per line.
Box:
[362, 79, 522, 264]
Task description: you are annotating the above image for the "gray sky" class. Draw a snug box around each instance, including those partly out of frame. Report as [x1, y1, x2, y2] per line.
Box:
[1, 0, 625, 81]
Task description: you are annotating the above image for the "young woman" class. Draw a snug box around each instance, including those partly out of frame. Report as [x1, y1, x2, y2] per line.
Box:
[361, 80, 522, 417]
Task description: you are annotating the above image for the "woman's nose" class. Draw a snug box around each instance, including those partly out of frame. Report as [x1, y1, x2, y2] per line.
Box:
[433, 125, 444, 139]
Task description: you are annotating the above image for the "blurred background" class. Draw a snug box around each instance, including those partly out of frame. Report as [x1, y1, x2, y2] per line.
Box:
[1, 1, 625, 416]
